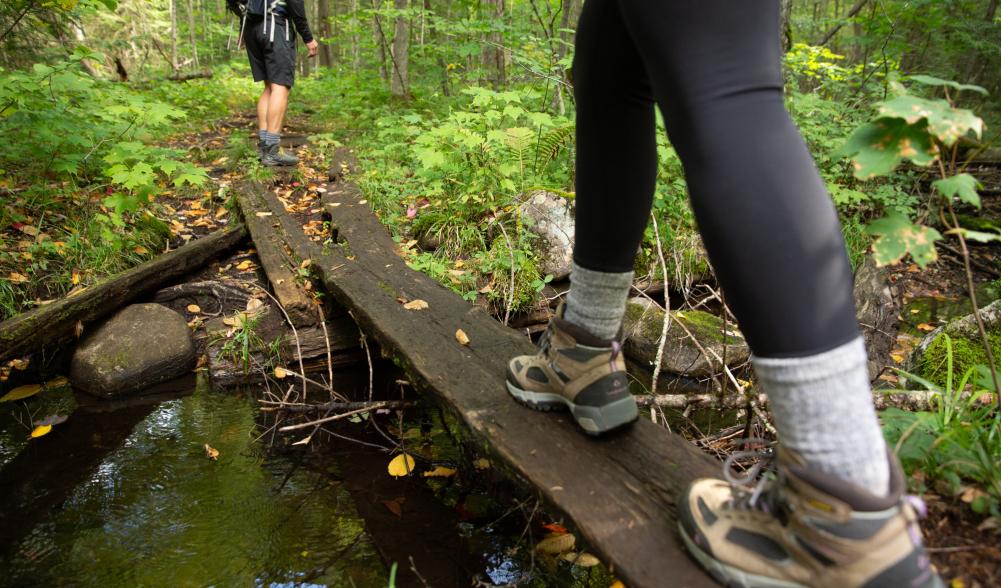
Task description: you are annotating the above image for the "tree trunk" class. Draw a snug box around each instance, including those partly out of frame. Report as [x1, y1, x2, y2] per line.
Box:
[987, 0, 999, 21]
[170, 0, 179, 71]
[481, 0, 505, 88]
[779, 0, 794, 52]
[186, 0, 199, 68]
[371, 0, 389, 82]
[317, 0, 333, 67]
[390, 0, 409, 97]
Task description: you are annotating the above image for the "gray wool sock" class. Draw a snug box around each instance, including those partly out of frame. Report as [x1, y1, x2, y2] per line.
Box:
[752, 337, 890, 497]
[262, 131, 281, 146]
[258, 129, 267, 143]
[563, 261, 634, 341]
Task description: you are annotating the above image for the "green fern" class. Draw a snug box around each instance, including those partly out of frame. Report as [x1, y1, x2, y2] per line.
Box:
[536, 123, 575, 168]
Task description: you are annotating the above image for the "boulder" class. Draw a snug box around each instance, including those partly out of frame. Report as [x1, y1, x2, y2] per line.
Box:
[70, 303, 196, 397]
[622, 297, 749, 377]
[852, 256, 900, 381]
[518, 191, 574, 281]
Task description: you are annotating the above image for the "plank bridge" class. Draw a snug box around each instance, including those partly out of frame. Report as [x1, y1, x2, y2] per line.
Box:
[235, 151, 719, 588]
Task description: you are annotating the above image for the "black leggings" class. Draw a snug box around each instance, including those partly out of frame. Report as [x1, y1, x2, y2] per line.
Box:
[572, 0, 859, 358]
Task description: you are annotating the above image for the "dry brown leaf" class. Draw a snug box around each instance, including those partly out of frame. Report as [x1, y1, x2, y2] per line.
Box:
[133, 246, 148, 255]
[187, 304, 202, 313]
[73, 320, 84, 338]
[536, 533, 576, 554]
[382, 497, 405, 517]
[255, 211, 273, 217]
[215, 207, 229, 218]
[403, 299, 429, 311]
[455, 329, 470, 346]
[19, 225, 38, 236]
[11, 358, 29, 371]
[274, 367, 288, 379]
[44, 376, 69, 388]
[246, 298, 264, 312]
[8, 272, 29, 283]
[560, 552, 600, 567]
[204, 443, 220, 460]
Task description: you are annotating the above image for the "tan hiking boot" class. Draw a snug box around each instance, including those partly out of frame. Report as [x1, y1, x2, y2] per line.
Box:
[678, 446, 944, 588]
[506, 305, 638, 435]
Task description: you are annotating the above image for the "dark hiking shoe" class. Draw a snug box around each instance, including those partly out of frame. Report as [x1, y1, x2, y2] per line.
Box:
[257, 139, 266, 161]
[678, 446, 945, 588]
[506, 305, 638, 435]
[261, 142, 298, 167]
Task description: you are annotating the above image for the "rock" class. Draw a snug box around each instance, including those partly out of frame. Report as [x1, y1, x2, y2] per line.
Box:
[852, 256, 900, 381]
[518, 191, 574, 281]
[906, 299, 1001, 387]
[622, 297, 749, 378]
[70, 303, 196, 397]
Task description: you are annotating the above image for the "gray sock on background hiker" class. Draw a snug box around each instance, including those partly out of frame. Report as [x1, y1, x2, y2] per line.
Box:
[563, 261, 634, 341]
[262, 131, 281, 146]
[752, 336, 890, 497]
[258, 129, 267, 143]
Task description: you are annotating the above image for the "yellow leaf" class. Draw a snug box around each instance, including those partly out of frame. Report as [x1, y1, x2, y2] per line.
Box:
[44, 376, 69, 388]
[473, 458, 490, 470]
[204, 443, 220, 460]
[300, 259, 312, 269]
[19, 225, 38, 236]
[215, 206, 229, 218]
[11, 358, 29, 371]
[610, 582, 626, 588]
[274, 367, 288, 379]
[387, 453, 416, 477]
[0, 384, 42, 402]
[891, 353, 905, 364]
[916, 323, 936, 332]
[9, 272, 29, 283]
[133, 246, 148, 255]
[423, 466, 457, 478]
[403, 299, 429, 311]
[536, 532, 576, 554]
[187, 304, 202, 313]
[560, 552, 600, 567]
[236, 260, 254, 271]
[455, 329, 470, 346]
[30, 424, 52, 438]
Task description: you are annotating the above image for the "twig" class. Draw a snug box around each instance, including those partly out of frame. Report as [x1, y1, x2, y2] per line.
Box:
[649, 214, 672, 401]
[259, 400, 413, 412]
[278, 402, 389, 432]
[317, 303, 335, 399]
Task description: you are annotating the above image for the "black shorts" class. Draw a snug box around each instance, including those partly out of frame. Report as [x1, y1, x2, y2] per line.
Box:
[245, 15, 296, 88]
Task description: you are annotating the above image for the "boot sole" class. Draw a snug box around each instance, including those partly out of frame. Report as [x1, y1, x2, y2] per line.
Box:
[505, 380, 638, 436]
[678, 522, 808, 588]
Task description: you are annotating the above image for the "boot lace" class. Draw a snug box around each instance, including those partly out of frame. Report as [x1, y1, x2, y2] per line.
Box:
[722, 441, 784, 514]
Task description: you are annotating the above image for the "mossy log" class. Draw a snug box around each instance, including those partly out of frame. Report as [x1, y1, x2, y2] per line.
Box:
[0, 225, 247, 364]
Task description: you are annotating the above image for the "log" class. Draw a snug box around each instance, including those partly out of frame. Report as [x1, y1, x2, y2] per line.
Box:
[255, 173, 718, 588]
[234, 185, 318, 327]
[0, 225, 247, 364]
[167, 70, 213, 81]
[634, 390, 982, 411]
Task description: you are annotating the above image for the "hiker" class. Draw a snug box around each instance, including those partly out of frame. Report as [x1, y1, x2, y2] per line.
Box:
[228, 0, 318, 167]
[505, 2, 943, 587]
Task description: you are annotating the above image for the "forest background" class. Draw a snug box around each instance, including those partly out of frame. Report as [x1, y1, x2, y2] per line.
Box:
[1, 0, 1001, 540]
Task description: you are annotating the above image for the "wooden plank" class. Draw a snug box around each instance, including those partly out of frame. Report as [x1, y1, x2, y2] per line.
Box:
[234, 185, 318, 328]
[0, 225, 247, 364]
[245, 175, 719, 588]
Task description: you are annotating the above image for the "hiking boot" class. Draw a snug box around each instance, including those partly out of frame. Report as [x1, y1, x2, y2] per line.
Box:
[261, 142, 298, 167]
[678, 446, 945, 588]
[506, 305, 638, 435]
[257, 139, 266, 162]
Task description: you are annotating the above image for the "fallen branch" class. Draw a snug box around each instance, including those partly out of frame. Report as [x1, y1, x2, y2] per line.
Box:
[259, 399, 414, 413]
[635, 389, 988, 411]
[167, 70, 213, 81]
[278, 401, 390, 432]
[0, 225, 247, 363]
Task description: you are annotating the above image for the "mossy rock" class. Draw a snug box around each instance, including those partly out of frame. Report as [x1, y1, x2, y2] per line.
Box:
[70, 303, 196, 398]
[908, 299, 1001, 388]
[622, 297, 748, 377]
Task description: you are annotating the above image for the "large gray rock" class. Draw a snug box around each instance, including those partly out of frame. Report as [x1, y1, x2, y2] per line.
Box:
[519, 191, 574, 281]
[70, 303, 196, 397]
[622, 297, 749, 377]
[853, 256, 899, 381]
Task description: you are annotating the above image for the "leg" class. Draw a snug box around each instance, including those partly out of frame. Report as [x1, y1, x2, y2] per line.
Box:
[257, 81, 271, 134]
[265, 83, 290, 134]
[610, 2, 939, 584]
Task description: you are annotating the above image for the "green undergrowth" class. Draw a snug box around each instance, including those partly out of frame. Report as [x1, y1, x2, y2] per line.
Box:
[918, 327, 1001, 389]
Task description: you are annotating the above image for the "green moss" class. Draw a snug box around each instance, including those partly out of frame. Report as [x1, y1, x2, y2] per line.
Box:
[630, 304, 740, 345]
[919, 327, 1001, 388]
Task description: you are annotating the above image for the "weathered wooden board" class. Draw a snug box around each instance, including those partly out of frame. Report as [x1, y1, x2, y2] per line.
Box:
[241, 174, 718, 587]
[0, 225, 247, 364]
[234, 186, 317, 327]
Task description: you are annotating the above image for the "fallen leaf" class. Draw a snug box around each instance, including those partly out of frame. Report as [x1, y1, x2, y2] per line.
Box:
[610, 581, 626, 588]
[300, 259, 312, 269]
[382, 497, 405, 517]
[403, 299, 429, 311]
[19, 225, 39, 237]
[44, 376, 69, 388]
[11, 358, 29, 371]
[133, 246, 148, 255]
[0, 384, 42, 402]
[960, 486, 987, 504]
[543, 523, 568, 534]
[292, 435, 312, 446]
[274, 367, 288, 379]
[255, 211, 273, 217]
[536, 533, 576, 554]
[388, 453, 416, 477]
[473, 458, 490, 470]
[916, 323, 936, 332]
[236, 260, 254, 271]
[195, 355, 208, 369]
[910, 309, 920, 314]
[187, 304, 202, 313]
[246, 298, 264, 312]
[890, 353, 905, 364]
[74, 320, 84, 338]
[423, 466, 458, 478]
[561, 552, 600, 567]
[215, 207, 229, 218]
[30, 424, 52, 438]
[478, 283, 494, 294]
[455, 329, 470, 346]
[8, 272, 29, 283]
[204, 443, 220, 460]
